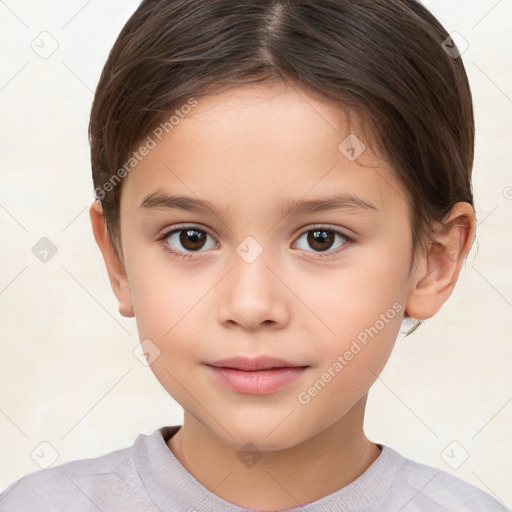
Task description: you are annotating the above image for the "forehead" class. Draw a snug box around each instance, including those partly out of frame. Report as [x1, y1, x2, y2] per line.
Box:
[121, 81, 409, 216]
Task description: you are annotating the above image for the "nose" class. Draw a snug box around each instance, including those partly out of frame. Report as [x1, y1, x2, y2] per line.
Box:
[217, 249, 290, 331]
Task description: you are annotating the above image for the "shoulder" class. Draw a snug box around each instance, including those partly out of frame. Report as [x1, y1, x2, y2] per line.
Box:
[0, 439, 147, 511]
[377, 445, 508, 511]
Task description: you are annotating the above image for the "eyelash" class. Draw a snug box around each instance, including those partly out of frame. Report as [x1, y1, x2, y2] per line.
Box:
[158, 225, 355, 261]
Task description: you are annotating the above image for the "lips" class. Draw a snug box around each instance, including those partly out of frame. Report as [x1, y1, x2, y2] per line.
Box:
[207, 356, 305, 371]
[206, 356, 309, 395]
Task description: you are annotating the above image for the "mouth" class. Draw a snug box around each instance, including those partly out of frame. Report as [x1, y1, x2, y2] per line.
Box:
[207, 356, 306, 371]
[205, 356, 309, 395]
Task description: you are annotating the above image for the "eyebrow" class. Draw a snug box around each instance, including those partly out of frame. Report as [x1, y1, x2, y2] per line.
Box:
[138, 191, 380, 217]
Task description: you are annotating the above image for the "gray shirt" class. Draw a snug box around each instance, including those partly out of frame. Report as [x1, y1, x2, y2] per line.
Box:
[0, 425, 508, 511]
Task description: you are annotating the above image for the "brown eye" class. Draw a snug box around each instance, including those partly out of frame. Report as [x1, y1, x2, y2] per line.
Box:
[307, 230, 336, 252]
[162, 226, 217, 256]
[294, 227, 351, 257]
[179, 229, 207, 251]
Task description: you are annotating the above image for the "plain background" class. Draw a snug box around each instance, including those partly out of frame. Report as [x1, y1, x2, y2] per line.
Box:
[0, 0, 511, 507]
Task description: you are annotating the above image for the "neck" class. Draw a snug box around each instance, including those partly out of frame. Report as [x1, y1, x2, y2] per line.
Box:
[167, 395, 382, 510]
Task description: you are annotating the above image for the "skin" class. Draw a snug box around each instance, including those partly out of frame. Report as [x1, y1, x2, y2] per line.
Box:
[90, 80, 475, 510]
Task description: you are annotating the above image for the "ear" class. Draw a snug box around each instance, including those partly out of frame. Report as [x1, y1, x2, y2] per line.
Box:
[89, 200, 134, 318]
[405, 202, 476, 320]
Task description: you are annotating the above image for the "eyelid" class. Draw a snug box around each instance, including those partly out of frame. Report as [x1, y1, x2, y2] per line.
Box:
[157, 224, 218, 260]
[158, 223, 216, 240]
[158, 223, 355, 259]
[292, 224, 354, 257]
[158, 224, 219, 247]
[157, 222, 356, 238]
[295, 223, 354, 239]
[158, 223, 355, 240]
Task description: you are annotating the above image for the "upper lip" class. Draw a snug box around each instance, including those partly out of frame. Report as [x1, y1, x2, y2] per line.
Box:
[206, 356, 307, 371]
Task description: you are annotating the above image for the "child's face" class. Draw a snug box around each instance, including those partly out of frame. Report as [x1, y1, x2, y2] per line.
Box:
[117, 81, 421, 450]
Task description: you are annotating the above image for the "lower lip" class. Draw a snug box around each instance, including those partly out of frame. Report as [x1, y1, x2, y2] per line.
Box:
[207, 366, 308, 395]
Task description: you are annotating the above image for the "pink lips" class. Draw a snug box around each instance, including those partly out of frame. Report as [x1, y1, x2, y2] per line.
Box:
[206, 356, 309, 395]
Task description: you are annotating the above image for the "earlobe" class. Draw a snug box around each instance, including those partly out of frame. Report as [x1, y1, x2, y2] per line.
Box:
[89, 200, 135, 318]
[405, 202, 476, 320]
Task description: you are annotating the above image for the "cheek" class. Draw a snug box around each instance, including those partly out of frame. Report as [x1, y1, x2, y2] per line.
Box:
[127, 265, 214, 377]
[292, 256, 406, 393]
[295, 314, 401, 421]
[316, 311, 400, 387]
[292, 256, 406, 345]
[125, 249, 207, 333]
[131, 284, 205, 405]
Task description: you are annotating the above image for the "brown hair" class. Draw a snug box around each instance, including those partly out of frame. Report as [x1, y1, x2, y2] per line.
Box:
[89, 0, 475, 334]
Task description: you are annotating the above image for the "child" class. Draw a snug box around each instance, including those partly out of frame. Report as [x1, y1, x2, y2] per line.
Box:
[1, 0, 508, 510]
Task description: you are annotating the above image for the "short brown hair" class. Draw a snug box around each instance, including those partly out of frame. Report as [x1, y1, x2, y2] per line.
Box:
[89, 0, 475, 333]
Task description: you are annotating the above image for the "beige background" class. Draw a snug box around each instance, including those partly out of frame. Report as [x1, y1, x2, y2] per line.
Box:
[0, 0, 511, 507]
